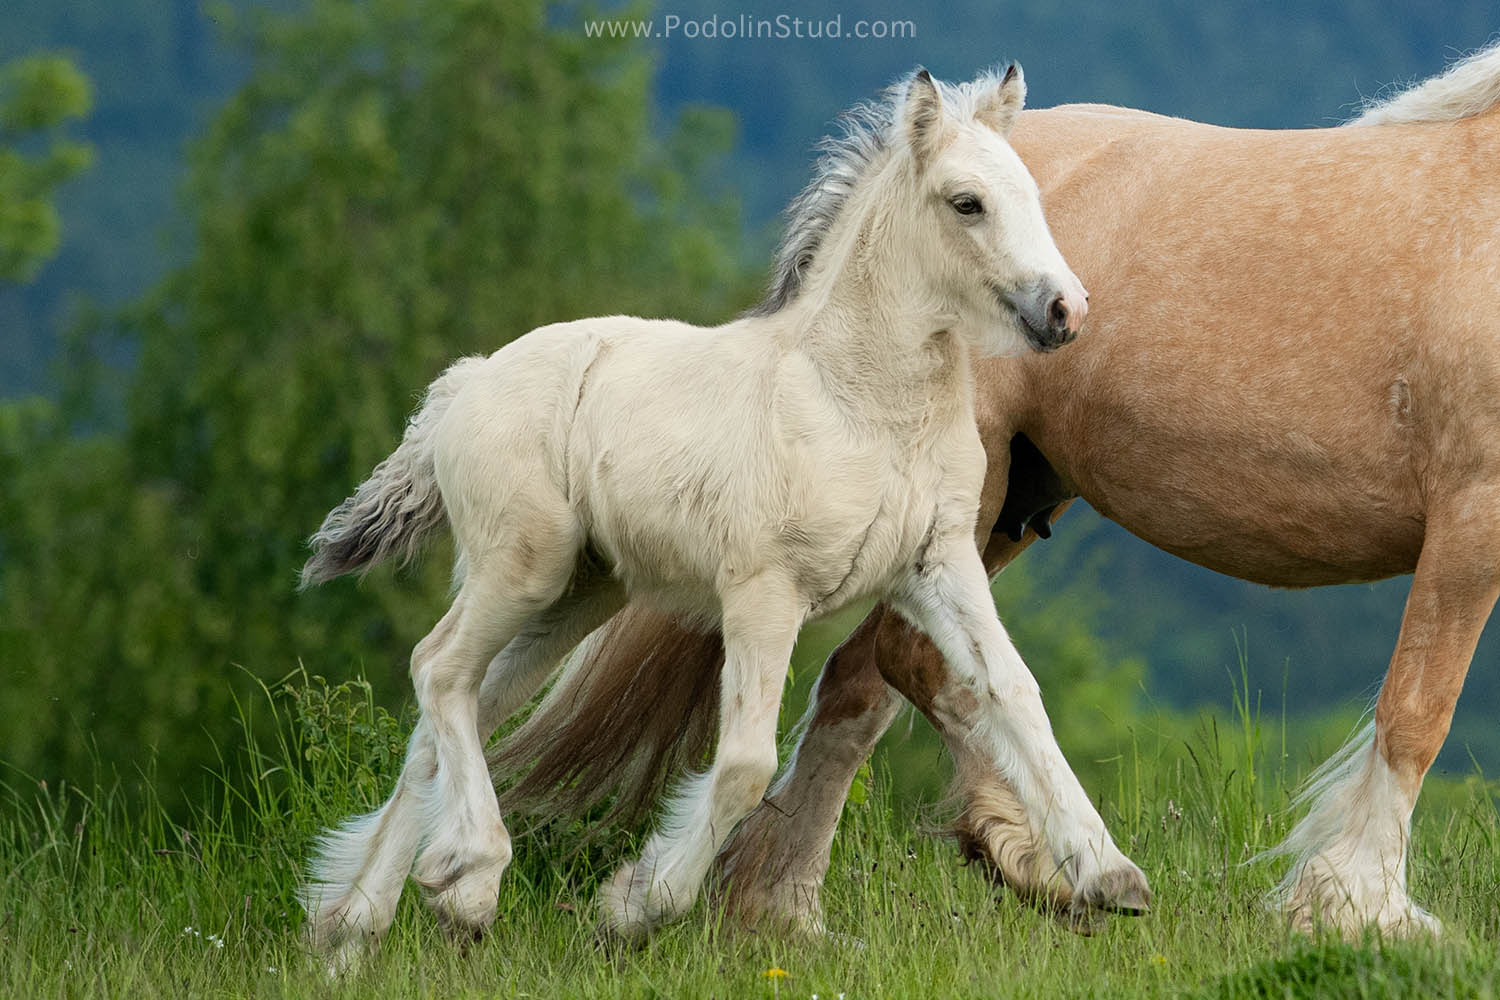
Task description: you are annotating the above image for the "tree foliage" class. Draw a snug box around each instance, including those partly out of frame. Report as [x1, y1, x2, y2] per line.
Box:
[0, 0, 752, 809]
[0, 53, 92, 281]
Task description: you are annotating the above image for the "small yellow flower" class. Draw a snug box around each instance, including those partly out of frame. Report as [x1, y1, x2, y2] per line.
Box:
[1151, 953, 1168, 967]
[763, 968, 789, 980]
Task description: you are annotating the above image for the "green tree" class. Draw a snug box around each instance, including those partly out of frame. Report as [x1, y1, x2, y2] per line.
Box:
[0, 53, 91, 281]
[1, 0, 753, 810]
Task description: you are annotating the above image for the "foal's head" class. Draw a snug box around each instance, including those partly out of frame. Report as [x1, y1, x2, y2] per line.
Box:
[895, 66, 1087, 354]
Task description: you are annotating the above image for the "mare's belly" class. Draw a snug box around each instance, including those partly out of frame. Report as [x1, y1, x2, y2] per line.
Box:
[1052, 421, 1425, 588]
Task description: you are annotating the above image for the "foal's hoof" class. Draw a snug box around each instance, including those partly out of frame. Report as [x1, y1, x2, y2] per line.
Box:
[1075, 865, 1152, 917]
[597, 860, 672, 945]
[597, 861, 651, 944]
[304, 918, 376, 978]
[414, 847, 507, 939]
[301, 886, 394, 975]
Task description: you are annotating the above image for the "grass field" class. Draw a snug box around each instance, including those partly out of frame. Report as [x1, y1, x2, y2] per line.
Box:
[4, 670, 1499, 999]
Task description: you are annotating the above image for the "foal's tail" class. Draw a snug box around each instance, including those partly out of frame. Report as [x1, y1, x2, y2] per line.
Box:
[300, 356, 484, 588]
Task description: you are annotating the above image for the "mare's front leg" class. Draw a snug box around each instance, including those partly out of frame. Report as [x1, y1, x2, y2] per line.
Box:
[1277, 494, 1500, 936]
[600, 574, 803, 940]
[890, 535, 1148, 915]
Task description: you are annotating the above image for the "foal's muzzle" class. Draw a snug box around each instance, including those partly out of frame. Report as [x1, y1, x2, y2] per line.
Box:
[1009, 278, 1089, 352]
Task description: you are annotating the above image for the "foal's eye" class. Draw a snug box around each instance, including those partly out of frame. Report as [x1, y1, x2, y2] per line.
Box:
[949, 194, 983, 217]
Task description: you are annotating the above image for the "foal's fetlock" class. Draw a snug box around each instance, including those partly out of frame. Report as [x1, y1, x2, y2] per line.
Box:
[598, 858, 690, 943]
[302, 900, 384, 976]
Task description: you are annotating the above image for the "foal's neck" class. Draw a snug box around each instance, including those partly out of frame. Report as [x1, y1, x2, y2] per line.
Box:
[775, 188, 975, 429]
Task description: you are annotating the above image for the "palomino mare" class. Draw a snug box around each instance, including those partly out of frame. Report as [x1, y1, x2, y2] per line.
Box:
[299, 68, 1139, 968]
[492, 42, 1500, 938]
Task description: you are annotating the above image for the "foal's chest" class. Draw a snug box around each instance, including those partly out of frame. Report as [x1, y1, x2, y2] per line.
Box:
[785, 423, 984, 614]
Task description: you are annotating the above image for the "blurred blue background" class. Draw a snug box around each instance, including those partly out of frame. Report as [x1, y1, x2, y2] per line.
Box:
[1, 1, 1495, 808]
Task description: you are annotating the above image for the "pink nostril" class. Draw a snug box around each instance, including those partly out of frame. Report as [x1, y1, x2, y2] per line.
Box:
[1048, 295, 1069, 331]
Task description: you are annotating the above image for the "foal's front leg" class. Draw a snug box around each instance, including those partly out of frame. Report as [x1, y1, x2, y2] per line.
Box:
[891, 539, 1149, 913]
[715, 612, 904, 934]
[716, 520, 1070, 928]
[600, 575, 803, 940]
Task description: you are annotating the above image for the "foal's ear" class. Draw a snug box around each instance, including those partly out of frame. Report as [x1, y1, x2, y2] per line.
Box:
[974, 62, 1026, 136]
[903, 68, 944, 168]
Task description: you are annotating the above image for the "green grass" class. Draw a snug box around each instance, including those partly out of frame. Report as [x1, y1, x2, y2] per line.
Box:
[3, 673, 1499, 998]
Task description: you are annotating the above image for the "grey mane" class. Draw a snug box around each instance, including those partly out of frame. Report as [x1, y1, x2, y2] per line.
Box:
[748, 67, 1014, 317]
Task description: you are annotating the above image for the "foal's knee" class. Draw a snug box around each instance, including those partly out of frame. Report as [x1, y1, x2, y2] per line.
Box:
[717, 743, 779, 816]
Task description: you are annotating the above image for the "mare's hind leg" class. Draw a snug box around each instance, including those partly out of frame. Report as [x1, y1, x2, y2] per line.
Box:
[1278, 499, 1500, 936]
[601, 574, 803, 940]
[868, 606, 1073, 909]
[717, 525, 1068, 929]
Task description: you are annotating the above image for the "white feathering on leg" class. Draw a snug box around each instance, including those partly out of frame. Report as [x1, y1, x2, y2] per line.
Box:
[1262, 720, 1438, 936]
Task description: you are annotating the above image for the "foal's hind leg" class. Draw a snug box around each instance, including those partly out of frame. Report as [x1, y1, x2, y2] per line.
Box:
[1278, 499, 1500, 936]
[409, 532, 581, 936]
[601, 575, 803, 940]
[303, 572, 624, 964]
[414, 573, 626, 925]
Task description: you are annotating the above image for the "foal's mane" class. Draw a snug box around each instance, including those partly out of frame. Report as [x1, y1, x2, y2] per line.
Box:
[748, 67, 1015, 317]
[1353, 39, 1500, 126]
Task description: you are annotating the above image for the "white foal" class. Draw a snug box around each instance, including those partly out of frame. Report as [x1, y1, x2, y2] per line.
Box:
[300, 65, 1138, 963]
